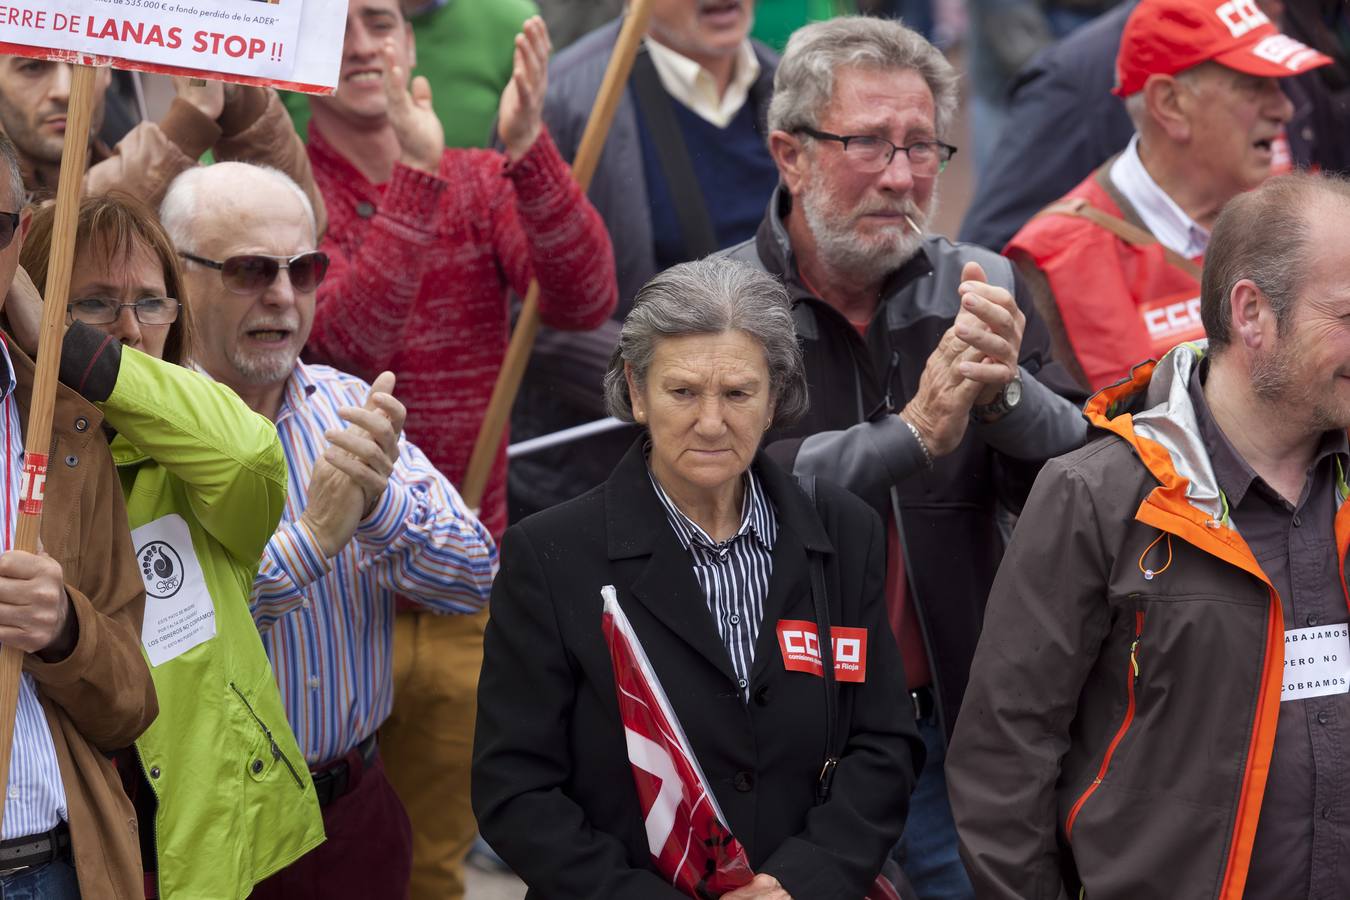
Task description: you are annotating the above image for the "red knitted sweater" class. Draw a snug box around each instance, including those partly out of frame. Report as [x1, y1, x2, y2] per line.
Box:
[302, 125, 618, 540]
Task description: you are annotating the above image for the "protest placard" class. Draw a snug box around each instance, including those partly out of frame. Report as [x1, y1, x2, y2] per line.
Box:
[0, 0, 345, 92]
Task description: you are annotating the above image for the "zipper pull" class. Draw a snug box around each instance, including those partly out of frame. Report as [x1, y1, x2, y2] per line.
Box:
[883, 350, 900, 411]
[1130, 639, 1140, 678]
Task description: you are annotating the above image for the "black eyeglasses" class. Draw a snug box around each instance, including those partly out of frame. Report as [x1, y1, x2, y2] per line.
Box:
[796, 127, 957, 176]
[179, 251, 330, 294]
[0, 211, 19, 252]
[67, 297, 182, 326]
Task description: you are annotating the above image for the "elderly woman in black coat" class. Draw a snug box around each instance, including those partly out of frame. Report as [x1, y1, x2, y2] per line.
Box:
[472, 258, 922, 899]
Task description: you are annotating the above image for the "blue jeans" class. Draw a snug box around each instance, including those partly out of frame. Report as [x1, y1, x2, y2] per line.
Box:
[892, 714, 974, 900]
[0, 860, 80, 899]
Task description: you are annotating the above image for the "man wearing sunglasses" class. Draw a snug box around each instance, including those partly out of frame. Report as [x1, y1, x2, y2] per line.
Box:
[294, 4, 617, 897]
[0, 136, 157, 898]
[160, 161, 497, 899]
[718, 18, 1086, 899]
[0, 56, 326, 227]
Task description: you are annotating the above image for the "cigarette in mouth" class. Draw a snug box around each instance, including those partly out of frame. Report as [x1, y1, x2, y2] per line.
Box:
[903, 214, 921, 234]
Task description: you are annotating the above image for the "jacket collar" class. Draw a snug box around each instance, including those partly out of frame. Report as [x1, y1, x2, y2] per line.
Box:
[1084, 341, 1350, 579]
[604, 436, 832, 683]
[605, 435, 831, 560]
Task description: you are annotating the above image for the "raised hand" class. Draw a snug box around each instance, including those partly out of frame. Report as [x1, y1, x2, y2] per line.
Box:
[497, 15, 552, 162]
[325, 370, 406, 516]
[900, 325, 986, 459]
[951, 260, 1026, 405]
[299, 372, 405, 557]
[382, 39, 444, 174]
[172, 75, 225, 121]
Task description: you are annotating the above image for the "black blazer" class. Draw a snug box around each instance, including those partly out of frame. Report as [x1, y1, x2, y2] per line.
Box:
[472, 440, 923, 899]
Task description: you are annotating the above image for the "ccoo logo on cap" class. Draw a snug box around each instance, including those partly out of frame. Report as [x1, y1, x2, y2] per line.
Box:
[1113, 0, 1333, 97]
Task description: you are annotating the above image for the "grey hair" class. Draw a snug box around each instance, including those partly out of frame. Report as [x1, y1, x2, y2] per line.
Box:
[160, 162, 317, 252]
[602, 258, 808, 426]
[1124, 62, 1210, 132]
[768, 16, 960, 139]
[0, 132, 23, 209]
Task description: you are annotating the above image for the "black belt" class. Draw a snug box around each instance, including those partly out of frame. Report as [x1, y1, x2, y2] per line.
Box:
[0, 821, 71, 876]
[910, 685, 936, 721]
[310, 733, 378, 808]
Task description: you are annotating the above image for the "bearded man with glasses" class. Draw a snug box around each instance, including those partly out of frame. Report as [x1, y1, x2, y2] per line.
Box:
[159, 161, 497, 899]
[719, 17, 1087, 899]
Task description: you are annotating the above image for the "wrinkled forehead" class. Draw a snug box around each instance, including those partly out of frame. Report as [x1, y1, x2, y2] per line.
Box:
[194, 185, 316, 256]
[818, 65, 936, 133]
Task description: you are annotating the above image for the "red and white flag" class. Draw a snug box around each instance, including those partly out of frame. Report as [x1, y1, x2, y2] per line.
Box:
[601, 586, 755, 897]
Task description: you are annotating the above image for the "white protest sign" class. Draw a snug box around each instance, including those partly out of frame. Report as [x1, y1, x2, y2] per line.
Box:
[1282, 623, 1350, 702]
[133, 514, 217, 667]
[0, 0, 346, 93]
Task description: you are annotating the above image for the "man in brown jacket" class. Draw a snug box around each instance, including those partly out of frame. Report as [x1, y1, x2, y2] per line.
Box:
[948, 171, 1350, 900]
[0, 56, 325, 230]
[0, 133, 157, 897]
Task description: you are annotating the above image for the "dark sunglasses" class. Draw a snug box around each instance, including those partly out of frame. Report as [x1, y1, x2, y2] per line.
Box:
[0, 211, 19, 252]
[179, 250, 330, 294]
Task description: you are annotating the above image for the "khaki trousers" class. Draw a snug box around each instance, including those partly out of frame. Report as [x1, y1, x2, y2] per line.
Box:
[381, 608, 488, 900]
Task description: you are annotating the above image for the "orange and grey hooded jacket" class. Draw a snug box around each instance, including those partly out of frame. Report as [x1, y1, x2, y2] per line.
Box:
[946, 341, 1350, 900]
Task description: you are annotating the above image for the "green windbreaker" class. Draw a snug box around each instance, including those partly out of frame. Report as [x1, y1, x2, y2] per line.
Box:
[89, 342, 323, 899]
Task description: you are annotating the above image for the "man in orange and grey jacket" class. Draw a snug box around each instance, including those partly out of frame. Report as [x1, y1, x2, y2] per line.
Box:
[948, 170, 1350, 899]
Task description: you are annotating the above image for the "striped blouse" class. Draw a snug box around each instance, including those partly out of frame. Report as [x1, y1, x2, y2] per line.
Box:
[650, 465, 777, 697]
[251, 362, 497, 764]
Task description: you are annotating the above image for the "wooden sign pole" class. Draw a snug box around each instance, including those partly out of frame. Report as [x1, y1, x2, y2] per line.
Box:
[460, 0, 656, 510]
[0, 63, 98, 831]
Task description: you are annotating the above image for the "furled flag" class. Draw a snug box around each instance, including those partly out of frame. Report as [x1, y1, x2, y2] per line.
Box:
[600, 586, 755, 897]
[601, 586, 907, 900]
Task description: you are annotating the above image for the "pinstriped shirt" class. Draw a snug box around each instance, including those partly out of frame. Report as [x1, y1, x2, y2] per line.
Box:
[0, 339, 67, 839]
[650, 465, 777, 697]
[251, 362, 497, 764]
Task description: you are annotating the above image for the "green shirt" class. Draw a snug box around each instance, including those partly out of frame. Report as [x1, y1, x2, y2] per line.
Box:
[284, 0, 538, 148]
[751, 0, 853, 51]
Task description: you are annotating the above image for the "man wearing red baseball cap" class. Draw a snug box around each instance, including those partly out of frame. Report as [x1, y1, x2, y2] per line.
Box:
[1000, 0, 1329, 392]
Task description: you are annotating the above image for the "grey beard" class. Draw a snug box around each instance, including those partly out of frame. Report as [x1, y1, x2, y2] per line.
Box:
[228, 346, 298, 387]
[799, 185, 938, 286]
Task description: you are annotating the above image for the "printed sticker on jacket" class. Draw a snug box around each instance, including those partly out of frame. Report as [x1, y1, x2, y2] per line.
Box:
[132, 514, 216, 667]
[776, 619, 867, 682]
[1283, 624, 1350, 702]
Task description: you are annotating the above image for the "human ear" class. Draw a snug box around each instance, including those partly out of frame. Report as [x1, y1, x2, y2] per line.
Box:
[768, 130, 807, 197]
[1229, 279, 1276, 351]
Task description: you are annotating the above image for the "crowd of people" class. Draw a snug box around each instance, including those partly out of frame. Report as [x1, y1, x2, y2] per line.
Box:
[0, 0, 1346, 898]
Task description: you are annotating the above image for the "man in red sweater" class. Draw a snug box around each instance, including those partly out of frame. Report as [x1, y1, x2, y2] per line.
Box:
[299, 3, 617, 897]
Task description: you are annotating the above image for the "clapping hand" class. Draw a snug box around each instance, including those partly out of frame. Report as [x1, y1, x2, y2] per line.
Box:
[299, 372, 406, 557]
[497, 16, 552, 162]
[383, 40, 444, 174]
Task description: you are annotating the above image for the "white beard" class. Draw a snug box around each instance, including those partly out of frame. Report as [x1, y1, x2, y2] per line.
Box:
[799, 180, 940, 285]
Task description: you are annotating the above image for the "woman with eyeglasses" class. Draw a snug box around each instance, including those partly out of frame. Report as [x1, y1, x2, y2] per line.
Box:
[14, 194, 324, 899]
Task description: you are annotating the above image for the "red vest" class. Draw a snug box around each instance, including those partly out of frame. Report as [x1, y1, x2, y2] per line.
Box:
[1006, 168, 1204, 391]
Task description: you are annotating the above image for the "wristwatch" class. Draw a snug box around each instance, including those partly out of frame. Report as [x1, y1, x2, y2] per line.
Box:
[971, 375, 1023, 423]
